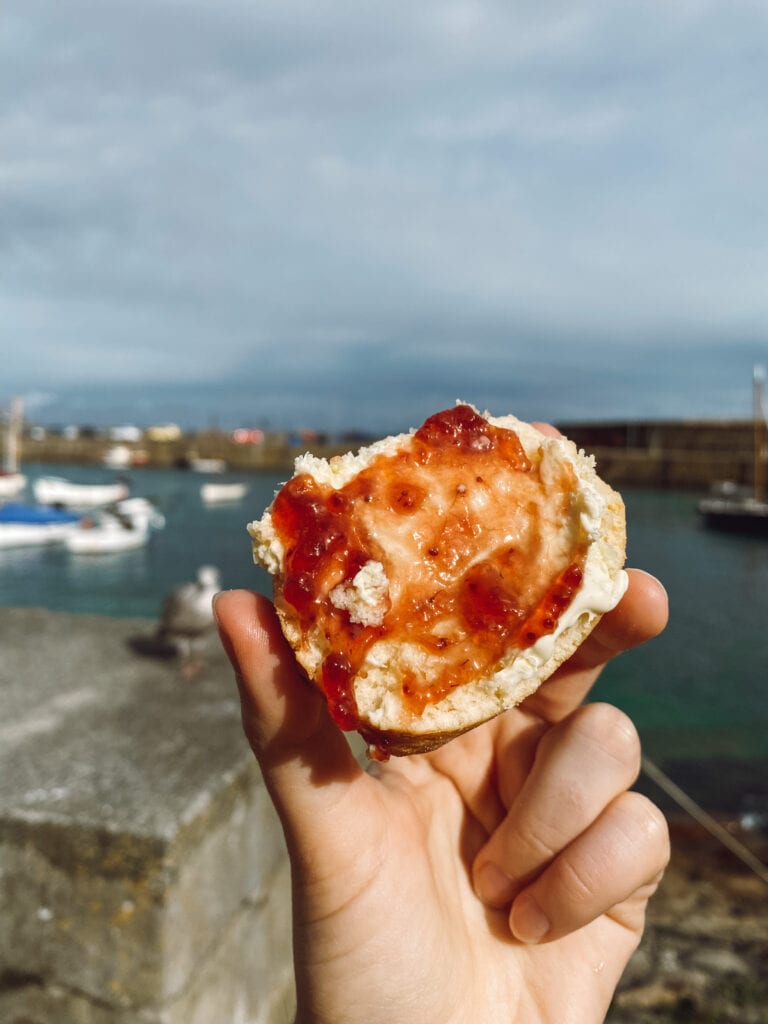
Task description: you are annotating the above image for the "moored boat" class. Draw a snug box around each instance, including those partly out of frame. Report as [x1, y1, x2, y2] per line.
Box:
[0, 502, 83, 548]
[698, 485, 768, 535]
[189, 457, 227, 474]
[699, 366, 768, 535]
[33, 475, 130, 509]
[65, 497, 165, 554]
[200, 481, 249, 504]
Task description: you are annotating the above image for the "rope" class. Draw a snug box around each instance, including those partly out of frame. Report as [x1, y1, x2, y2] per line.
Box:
[641, 756, 768, 889]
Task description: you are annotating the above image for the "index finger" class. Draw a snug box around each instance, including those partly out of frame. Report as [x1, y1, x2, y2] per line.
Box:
[521, 569, 668, 723]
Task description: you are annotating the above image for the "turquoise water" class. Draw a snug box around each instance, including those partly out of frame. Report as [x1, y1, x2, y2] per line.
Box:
[593, 488, 768, 766]
[0, 463, 280, 616]
[2, 466, 767, 784]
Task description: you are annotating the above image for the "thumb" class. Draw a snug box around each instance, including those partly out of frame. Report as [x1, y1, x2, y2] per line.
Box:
[214, 589, 375, 860]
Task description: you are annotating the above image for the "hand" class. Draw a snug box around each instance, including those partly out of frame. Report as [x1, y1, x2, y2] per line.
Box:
[215, 568, 669, 1024]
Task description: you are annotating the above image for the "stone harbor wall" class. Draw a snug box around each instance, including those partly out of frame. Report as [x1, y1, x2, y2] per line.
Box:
[1, 607, 766, 1023]
[0, 606, 295, 1024]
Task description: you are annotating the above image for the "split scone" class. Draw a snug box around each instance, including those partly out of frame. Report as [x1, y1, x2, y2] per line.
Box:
[249, 404, 628, 758]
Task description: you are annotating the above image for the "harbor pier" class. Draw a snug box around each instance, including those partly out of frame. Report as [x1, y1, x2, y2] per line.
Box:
[0, 607, 293, 1023]
[14, 418, 764, 492]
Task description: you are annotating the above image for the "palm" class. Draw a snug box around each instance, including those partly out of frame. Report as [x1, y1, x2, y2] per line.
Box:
[215, 569, 669, 1024]
[291, 712, 643, 1024]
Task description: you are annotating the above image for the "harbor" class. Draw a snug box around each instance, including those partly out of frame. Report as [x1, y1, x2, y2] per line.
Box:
[6, 415, 768, 493]
[3, 411, 768, 1023]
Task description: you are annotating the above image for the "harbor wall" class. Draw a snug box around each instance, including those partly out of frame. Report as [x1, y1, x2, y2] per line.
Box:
[0, 607, 295, 1024]
[17, 419, 763, 491]
[560, 419, 763, 491]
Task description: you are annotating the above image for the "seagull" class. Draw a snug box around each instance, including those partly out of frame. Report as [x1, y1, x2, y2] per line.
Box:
[154, 565, 222, 678]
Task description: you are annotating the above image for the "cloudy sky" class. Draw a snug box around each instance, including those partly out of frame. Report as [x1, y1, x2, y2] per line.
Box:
[2, 0, 767, 433]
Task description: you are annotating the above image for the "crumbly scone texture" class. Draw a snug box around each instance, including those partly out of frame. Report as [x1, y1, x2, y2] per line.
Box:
[251, 408, 627, 756]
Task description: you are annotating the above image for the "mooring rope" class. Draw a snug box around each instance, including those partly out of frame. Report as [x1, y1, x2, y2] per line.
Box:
[641, 756, 768, 888]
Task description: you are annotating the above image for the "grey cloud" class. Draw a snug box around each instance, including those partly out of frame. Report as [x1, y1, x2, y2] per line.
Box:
[2, 0, 768, 427]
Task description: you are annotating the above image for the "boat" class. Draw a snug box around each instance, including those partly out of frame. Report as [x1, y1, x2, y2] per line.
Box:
[0, 397, 26, 498]
[102, 445, 133, 469]
[33, 475, 130, 509]
[102, 445, 149, 469]
[200, 481, 249, 505]
[0, 502, 83, 549]
[699, 366, 768, 535]
[188, 457, 227, 474]
[65, 497, 166, 555]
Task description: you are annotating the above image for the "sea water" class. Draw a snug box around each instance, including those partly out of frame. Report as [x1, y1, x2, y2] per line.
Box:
[2, 464, 767, 806]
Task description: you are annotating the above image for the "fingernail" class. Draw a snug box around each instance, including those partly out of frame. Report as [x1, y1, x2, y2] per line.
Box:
[511, 893, 550, 944]
[474, 862, 515, 908]
[633, 568, 668, 599]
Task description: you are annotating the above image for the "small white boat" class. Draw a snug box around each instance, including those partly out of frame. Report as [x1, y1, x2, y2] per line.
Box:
[0, 471, 26, 498]
[201, 481, 249, 505]
[33, 475, 130, 509]
[102, 445, 133, 469]
[189, 457, 226, 473]
[0, 502, 83, 549]
[65, 497, 165, 555]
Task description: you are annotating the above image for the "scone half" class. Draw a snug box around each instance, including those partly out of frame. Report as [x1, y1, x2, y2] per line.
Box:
[249, 403, 627, 758]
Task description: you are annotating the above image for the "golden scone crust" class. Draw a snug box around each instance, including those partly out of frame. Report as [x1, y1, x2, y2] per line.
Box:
[250, 405, 627, 756]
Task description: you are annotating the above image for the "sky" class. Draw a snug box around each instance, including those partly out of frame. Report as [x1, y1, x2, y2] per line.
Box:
[2, 0, 768, 434]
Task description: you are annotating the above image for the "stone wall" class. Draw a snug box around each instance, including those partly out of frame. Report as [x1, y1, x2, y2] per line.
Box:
[19, 418, 766, 491]
[0, 607, 295, 1024]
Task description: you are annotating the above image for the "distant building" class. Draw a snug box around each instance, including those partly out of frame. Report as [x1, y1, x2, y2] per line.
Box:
[145, 424, 182, 442]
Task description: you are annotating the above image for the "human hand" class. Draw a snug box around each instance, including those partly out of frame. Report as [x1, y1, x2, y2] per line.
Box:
[215, 568, 669, 1024]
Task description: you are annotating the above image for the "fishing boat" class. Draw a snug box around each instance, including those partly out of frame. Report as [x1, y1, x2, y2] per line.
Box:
[200, 481, 249, 504]
[0, 397, 26, 498]
[699, 366, 768, 535]
[0, 502, 83, 549]
[33, 475, 130, 509]
[65, 497, 165, 555]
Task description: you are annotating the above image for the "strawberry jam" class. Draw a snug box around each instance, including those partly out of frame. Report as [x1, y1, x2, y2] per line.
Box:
[270, 405, 586, 728]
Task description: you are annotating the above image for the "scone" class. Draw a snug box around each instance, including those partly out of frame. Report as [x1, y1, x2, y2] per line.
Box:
[249, 403, 627, 758]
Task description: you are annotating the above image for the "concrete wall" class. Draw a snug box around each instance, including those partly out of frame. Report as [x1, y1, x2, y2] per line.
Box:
[0, 608, 295, 1024]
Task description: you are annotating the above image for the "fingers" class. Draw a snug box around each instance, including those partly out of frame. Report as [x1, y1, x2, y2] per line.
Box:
[473, 702, 642, 909]
[563, 569, 669, 674]
[524, 568, 668, 723]
[214, 590, 370, 845]
[510, 791, 669, 944]
[530, 421, 563, 439]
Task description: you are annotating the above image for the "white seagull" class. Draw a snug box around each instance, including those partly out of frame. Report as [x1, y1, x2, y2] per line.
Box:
[155, 565, 222, 678]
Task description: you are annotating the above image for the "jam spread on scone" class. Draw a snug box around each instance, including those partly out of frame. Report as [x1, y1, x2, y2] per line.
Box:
[270, 405, 587, 730]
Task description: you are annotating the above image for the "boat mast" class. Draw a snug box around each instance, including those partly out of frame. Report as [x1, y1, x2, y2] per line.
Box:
[3, 397, 24, 474]
[754, 366, 766, 503]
